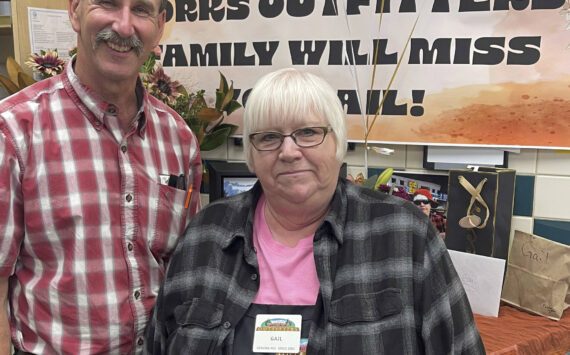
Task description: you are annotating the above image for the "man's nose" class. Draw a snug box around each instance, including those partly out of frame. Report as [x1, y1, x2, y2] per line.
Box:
[112, 6, 136, 38]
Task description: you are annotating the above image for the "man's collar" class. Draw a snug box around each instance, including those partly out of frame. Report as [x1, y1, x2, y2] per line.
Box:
[65, 56, 148, 136]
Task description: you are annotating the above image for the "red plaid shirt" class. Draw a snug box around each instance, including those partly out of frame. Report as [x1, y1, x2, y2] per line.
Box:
[430, 213, 446, 234]
[0, 61, 201, 354]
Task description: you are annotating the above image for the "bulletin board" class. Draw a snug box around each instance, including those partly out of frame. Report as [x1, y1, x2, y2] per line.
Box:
[10, 0, 68, 76]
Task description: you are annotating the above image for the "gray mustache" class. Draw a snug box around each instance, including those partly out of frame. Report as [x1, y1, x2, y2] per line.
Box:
[94, 29, 143, 57]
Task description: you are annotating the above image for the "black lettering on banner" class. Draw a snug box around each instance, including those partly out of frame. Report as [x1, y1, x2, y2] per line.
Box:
[287, 0, 315, 17]
[344, 41, 369, 65]
[409, 38, 452, 64]
[458, 0, 564, 11]
[431, 0, 450, 12]
[227, 0, 250, 20]
[190, 43, 219, 66]
[366, 90, 408, 115]
[406, 37, 540, 65]
[338, 90, 362, 114]
[289, 41, 328, 65]
[258, 0, 315, 17]
[493, 0, 530, 11]
[199, 0, 225, 21]
[453, 38, 472, 64]
[175, 0, 197, 22]
[259, 0, 284, 18]
[531, 0, 566, 9]
[162, 42, 279, 67]
[506, 36, 541, 65]
[290, 40, 398, 66]
[162, 44, 189, 67]
[371, 39, 398, 64]
[473, 37, 505, 65]
[363, 89, 425, 116]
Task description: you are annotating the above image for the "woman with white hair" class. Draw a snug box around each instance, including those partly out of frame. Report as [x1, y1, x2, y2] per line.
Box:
[145, 68, 484, 354]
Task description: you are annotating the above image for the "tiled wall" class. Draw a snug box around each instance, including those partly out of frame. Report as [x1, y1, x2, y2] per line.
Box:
[201, 141, 570, 249]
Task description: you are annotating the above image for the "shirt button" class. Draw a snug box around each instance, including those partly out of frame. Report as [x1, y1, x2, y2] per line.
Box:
[121, 145, 127, 153]
[250, 273, 258, 281]
[137, 338, 144, 346]
[126, 194, 133, 202]
[223, 321, 231, 329]
[107, 106, 117, 114]
[95, 120, 102, 126]
[134, 290, 141, 299]
[127, 243, 133, 251]
[253, 247, 257, 253]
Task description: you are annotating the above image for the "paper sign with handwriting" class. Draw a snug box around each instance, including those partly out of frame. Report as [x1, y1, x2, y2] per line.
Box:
[448, 250, 506, 317]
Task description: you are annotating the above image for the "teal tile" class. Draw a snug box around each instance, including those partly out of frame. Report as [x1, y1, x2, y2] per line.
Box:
[533, 219, 570, 245]
[513, 175, 534, 217]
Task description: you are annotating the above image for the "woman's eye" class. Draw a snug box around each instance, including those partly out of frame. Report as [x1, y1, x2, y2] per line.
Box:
[260, 133, 280, 142]
[297, 128, 317, 137]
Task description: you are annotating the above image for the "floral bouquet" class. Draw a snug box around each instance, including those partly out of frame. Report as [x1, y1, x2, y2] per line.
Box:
[1, 47, 240, 151]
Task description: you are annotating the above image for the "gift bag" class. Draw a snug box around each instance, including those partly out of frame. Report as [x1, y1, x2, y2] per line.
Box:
[501, 230, 570, 321]
[445, 167, 516, 259]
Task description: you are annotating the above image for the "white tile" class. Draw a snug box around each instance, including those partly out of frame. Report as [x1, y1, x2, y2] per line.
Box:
[508, 216, 533, 257]
[507, 149, 537, 174]
[344, 143, 407, 169]
[534, 176, 570, 219]
[406, 145, 424, 169]
[344, 143, 367, 166]
[200, 140, 228, 161]
[536, 149, 570, 176]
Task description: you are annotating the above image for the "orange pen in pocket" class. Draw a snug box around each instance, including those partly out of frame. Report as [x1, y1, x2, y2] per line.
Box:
[184, 184, 193, 209]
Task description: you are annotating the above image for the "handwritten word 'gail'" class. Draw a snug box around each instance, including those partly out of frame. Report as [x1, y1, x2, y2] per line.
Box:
[165, 0, 567, 22]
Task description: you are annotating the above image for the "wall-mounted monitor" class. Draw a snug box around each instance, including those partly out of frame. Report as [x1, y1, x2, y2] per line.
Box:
[208, 161, 257, 203]
[207, 161, 348, 203]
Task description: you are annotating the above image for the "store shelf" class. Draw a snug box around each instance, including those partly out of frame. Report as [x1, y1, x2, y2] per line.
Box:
[0, 16, 11, 36]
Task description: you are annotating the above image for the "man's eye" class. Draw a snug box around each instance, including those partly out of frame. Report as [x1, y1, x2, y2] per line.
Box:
[133, 5, 152, 15]
[97, 0, 114, 7]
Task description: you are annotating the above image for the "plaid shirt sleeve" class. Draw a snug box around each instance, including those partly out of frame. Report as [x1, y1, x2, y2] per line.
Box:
[0, 123, 23, 276]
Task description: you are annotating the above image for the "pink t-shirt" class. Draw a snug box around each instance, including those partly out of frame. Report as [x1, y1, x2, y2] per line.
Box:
[252, 194, 320, 305]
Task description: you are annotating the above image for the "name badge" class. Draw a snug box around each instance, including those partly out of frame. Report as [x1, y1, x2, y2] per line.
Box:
[252, 314, 302, 353]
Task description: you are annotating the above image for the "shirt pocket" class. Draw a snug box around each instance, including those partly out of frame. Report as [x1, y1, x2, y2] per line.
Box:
[329, 288, 403, 353]
[151, 183, 189, 262]
[169, 298, 225, 354]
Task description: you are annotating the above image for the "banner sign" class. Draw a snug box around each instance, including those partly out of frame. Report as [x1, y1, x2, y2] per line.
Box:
[159, 0, 570, 149]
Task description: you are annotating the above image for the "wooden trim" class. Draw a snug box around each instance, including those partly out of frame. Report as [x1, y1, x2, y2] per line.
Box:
[10, 0, 68, 75]
[0, 15, 10, 35]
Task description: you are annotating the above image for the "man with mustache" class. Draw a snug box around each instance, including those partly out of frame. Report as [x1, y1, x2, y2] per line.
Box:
[0, 0, 202, 354]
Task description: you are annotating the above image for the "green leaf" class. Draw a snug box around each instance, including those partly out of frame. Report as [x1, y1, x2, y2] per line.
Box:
[212, 123, 238, 136]
[215, 90, 224, 111]
[200, 125, 234, 151]
[197, 107, 223, 122]
[362, 174, 378, 189]
[218, 72, 229, 93]
[225, 100, 242, 116]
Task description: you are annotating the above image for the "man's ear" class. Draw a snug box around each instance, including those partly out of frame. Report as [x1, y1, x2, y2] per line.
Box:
[68, 0, 81, 33]
[154, 10, 166, 48]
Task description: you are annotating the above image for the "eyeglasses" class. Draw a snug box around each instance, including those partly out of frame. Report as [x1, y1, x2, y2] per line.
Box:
[249, 126, 332, 151]
[413, 200, 431, 206]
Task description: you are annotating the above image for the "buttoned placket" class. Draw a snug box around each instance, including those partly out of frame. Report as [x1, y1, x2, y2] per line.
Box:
[111, 107, 148, 351]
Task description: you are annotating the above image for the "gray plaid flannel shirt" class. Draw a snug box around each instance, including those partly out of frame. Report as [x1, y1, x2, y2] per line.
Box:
[145, 179, 485, 354]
